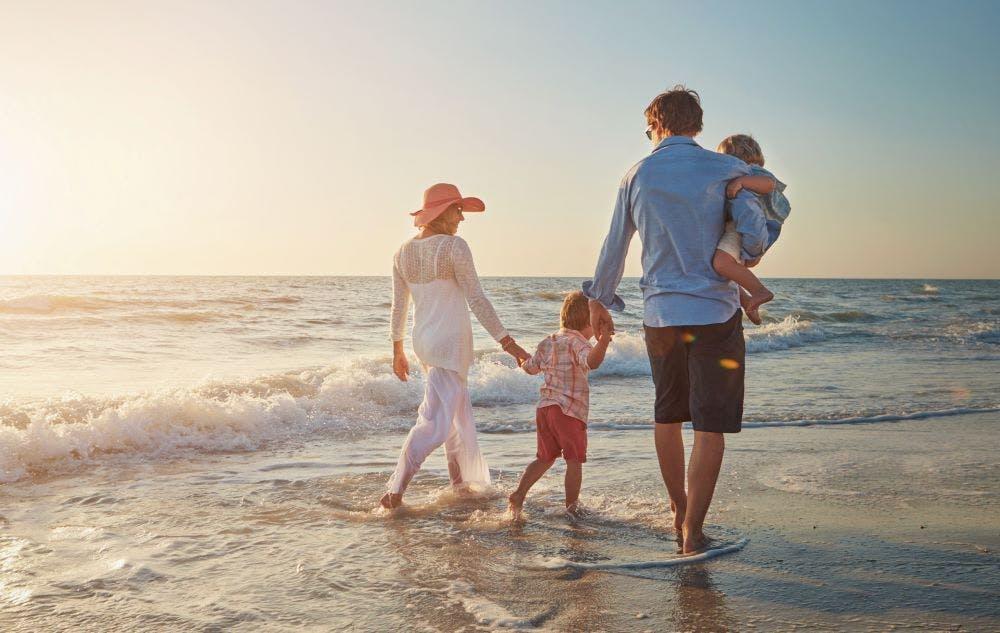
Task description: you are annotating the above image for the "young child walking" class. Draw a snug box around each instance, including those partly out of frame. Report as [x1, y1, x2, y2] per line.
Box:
[508, 291, 612, 517]
[713, 134, 792, 324]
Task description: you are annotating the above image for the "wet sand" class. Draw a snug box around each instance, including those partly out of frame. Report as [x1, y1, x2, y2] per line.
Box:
[1, 413, 997, 631]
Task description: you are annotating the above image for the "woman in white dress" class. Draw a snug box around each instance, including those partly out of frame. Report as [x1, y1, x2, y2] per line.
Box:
[381, 183, 529, 509]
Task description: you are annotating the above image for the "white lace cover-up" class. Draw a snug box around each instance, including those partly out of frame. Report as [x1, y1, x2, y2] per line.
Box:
[391, 234, 508, 376]
[387, 234, 508, 494]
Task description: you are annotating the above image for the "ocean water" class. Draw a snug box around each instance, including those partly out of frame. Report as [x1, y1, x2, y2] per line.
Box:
[1, 276, 998, 631]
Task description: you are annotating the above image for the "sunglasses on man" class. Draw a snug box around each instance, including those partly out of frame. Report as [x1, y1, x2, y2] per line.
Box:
[645, 127, 653, 140]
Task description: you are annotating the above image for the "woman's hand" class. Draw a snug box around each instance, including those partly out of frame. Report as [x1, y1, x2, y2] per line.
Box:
[392, 341, 409, 382]
[509, 343, 531, 367]
[500, 336, 531, 367]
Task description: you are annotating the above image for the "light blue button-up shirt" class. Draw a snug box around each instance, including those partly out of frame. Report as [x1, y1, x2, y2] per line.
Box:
[583, 136, 768, 327]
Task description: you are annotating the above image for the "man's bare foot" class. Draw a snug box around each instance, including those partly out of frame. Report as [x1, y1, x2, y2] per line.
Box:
[741, 288, 774, 325]
[379, 492, 402, 509]
[507, 491, 525, 517]
[669, 499, 686, 534]
[682, 526, 712, 554]
[565, 502, 581, 517]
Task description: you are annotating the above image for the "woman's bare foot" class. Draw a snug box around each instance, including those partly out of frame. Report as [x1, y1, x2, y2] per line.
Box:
[741, 288, 774, 325]
[379, 492, 402, 509]
[507, 491, 525, 517]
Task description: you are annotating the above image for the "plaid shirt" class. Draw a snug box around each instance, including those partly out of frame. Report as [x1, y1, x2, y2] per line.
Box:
[523, 328, 593, 423]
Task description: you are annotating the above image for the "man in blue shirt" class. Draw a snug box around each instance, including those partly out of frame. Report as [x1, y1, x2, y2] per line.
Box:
[583, 86, 767, 554]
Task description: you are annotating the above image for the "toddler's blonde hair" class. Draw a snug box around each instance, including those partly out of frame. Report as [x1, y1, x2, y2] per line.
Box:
[718, 134, 765, 166]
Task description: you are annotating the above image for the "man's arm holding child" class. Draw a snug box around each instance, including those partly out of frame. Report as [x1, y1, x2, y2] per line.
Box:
[726, 174, 775, 199]
[587, 330, 613, 370]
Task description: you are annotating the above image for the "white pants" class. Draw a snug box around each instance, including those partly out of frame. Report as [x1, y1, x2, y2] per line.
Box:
[387, 367, 491, 494]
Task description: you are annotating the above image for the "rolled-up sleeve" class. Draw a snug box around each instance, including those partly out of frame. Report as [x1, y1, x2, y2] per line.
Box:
[730, 189, 768, 261]
[581, 175, 634, 312]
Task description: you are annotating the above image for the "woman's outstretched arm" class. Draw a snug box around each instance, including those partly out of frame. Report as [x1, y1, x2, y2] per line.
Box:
[452, 237, 529, 364]
[452, 237, 508, 341]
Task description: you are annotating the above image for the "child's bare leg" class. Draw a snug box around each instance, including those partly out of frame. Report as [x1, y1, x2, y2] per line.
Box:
[508, 459, 554, 514]
[713, 249, 773, 325]
[564, 460, 583, 514]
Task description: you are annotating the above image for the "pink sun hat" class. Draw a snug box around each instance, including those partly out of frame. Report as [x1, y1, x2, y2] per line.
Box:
[410, 183, 485, 227]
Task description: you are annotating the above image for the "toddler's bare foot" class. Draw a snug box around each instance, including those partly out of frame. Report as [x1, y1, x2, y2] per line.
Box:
[741, 288, 774, 325]
[507, 491, 525, 517]
[379, 492, 402, 509]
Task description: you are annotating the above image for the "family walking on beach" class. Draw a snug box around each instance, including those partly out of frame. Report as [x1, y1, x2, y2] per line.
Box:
[382, 86, 791, 555]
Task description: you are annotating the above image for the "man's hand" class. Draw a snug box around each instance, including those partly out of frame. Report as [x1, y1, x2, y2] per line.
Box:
[392, 342, 410, 382]
[589, 299, 614, 338]
[745, 256, 761, 268]
[598, 328, 614, 346]
[726, 177, 745, 199]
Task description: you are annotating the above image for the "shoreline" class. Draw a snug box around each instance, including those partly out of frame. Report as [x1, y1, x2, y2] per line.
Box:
[1, 412, 997, 631]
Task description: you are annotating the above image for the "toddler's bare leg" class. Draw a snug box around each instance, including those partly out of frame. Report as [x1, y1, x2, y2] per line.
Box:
[564, 460, 583, 514]
[508, 459, 554, 515]
[712, 249, 773, 325]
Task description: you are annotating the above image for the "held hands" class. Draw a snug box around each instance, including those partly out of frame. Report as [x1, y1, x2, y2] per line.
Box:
[500, 336, 531, 367]
[726, 177, 745, 199]
[597, 328, 614, 346]
[588, 299, 615, 339]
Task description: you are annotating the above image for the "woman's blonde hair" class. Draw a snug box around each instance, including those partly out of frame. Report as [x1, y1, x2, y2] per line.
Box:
[419, 203, 461, 235]
[717, 134, 765, 166]
[560, 291, 591, 331]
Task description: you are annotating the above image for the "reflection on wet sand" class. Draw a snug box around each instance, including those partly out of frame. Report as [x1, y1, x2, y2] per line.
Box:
[671, 565, 736, 633]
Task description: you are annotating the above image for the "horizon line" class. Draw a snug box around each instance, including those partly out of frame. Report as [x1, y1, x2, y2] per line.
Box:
[1, 273, 997, 281]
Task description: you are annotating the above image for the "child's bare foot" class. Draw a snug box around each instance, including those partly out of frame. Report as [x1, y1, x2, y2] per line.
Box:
[379, 492, 402, 509]
[507, 491, 525, 517]
[741, 288, 774, 325]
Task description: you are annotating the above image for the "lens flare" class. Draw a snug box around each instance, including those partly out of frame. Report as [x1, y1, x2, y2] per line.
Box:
[719, 358, 740, 370]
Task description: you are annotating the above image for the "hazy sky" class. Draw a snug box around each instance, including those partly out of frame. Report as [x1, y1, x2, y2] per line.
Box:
[1, 1, 998, 278]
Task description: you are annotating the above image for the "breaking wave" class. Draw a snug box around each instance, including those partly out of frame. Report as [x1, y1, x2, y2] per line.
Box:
[0, 317, 830, 484]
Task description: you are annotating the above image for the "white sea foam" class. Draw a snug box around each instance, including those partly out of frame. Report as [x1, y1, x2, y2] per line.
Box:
[744, 315, 825, 352]
[446, 580, 542, 629]
[0, 355, 537, 483]
[531, 538, 749, 571]
[585, 405, 1000, 433]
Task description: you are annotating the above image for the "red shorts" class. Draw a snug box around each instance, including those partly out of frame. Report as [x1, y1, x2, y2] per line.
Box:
[535, 405, 587, 463]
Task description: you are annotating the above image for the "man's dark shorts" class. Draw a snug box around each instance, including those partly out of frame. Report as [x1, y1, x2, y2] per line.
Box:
[644, 309, 745, 433]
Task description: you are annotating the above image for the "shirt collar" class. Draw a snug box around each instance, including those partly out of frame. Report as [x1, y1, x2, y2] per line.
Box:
[558, 328, 590, 343]
[652, 135, 699, 154]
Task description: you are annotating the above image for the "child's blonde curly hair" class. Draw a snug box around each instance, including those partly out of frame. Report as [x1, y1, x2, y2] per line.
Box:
[560, 291, 591, 331]
[718, 134, 765, 166]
